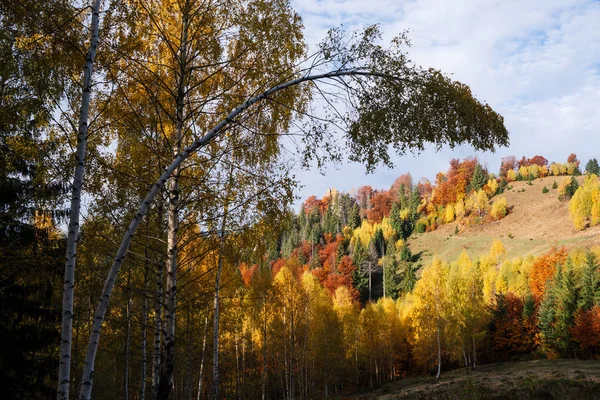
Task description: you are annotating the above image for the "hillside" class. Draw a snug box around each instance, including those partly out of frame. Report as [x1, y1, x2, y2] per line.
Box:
[409, 176, 600, 264]
[349, 360, 600, 400]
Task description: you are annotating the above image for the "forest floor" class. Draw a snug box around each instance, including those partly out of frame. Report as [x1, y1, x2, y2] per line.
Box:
[347, 359, 600, 400]
[409, 176, 600, 265]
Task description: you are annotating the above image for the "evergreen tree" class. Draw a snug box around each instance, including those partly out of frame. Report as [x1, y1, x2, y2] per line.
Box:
[538, 261, 579, 356]
[578, 252, 599, 310]
[349, 204, 361, 229]
[397, 244, 418, 294]
[351, 240, 369, 302]
[372, 227, 386, 258]
[565, 176, 579, 199]
[469, 163, 487, 193]
[554, 260, 578, 355]
[585, 158, 600, 175]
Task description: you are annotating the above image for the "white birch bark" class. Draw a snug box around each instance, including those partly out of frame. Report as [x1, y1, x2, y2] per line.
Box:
[77, 69, 382, 400]
[141, 245, 149, 400]
[212, 202, 229, 399]
[57, 1, 101, 398]
[196, 316, 208, 400]
[157, 9, 189, 397]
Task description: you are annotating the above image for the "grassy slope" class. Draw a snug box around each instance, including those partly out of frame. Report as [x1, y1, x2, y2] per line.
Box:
[409, 176, 600, 265]
[349, 360, 600, 400]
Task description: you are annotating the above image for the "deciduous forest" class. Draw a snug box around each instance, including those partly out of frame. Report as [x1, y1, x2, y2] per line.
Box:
[1, 1, 599, 399]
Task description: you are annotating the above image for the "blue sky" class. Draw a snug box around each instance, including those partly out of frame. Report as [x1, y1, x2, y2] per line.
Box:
[289, 0, 600, 207]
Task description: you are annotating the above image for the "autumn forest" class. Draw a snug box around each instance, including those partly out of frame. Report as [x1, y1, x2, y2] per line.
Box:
[2, 0, 600, 399]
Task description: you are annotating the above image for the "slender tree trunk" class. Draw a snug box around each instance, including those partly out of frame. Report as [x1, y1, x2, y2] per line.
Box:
[141, 243, 149, 400]
[184, 308, 193, 400]
[213, 202, 229, 399]
[124, 267, 132, 400]
[57, 1, 101, 398]
[197, 316, 208, 400]
[472, 336, 477, 369]
[462, 347, 469, 375]
[261, 301, 267, 400]
[368, 265, 372, 302]
[157, 8, 190, 397]
[436, 316, 442, 381]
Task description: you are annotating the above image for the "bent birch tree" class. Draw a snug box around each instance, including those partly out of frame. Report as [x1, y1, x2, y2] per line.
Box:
[77, 26, 509, 399]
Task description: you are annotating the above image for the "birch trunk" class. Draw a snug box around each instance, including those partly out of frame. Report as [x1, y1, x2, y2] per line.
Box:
[152, 259, 164, 399]
[157, 8, 189, 398]
[77, 69, 381, 400]
[213, 203, 229, 399]
[124, 267, 132, 400]
[57, 1, 101, 398]
[196, 316, 208, 400]
[141, 243, 149, 400]
[436, 316, 442, 381]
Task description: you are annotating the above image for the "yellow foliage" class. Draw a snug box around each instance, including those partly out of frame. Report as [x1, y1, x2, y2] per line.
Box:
[455, 198, 465, 220]
[569, 174, 600, 230]
[484, 178, 498, 197]
[490, 197, 508, 220]
[377, 217, 396, 241]
[557, 177, 571, 198]
[395, 239, 405, 251]
[506, 169, 517, 181]
[518, 166, 529, 178]
[474, 190, 489, 217]
[489, 239, 506, 263]
[352, 219, 374, 246]
[444, 203, 455, 223]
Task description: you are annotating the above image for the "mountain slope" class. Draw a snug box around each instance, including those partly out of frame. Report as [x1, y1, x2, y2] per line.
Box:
[409, 176, 600, 264]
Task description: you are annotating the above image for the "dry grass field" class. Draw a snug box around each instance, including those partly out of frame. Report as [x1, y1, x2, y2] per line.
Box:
[348, 359, 600, 400]
[409, 176, 600, 265]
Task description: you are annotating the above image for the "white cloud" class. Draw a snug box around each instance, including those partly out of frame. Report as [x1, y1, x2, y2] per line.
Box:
[290, 0, 600, 208]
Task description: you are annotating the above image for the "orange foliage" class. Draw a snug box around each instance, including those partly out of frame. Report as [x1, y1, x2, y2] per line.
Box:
[271, 258, 286, 276]
[239, 263, 258, 286]
[500, 156, 517, 177]
[529, 247, 568, 300]
[433, 157, 478, 205]
[303, 195, 321, 215]
[291, 241, 312, 264]
[390, 173, 413, 198]
[366, 190, 393, 223]
[318, 239, 339, 269]
[489, 293, 537, 358]
[567, 153, 579, 166]
[417, 179, 433, 198]
[570, 306, 600, 357]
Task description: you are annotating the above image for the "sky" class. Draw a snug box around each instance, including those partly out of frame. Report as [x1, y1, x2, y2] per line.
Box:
[288, 0, 600, 207]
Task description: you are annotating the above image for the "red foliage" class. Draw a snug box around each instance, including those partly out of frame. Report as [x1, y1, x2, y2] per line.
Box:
[433, 157, 478, 205]
[529, 247, 569, 300]
[366, 190, 393, 223]
[318, 239, 339, 269]
[239, 263, 258, 286]
[417, 178, 433, 199]
[390, 173, 413, 198]
[529, 155, 549, 167]
[500, 156, 517, 177]
[271, 258, 286, 276]
[319, 195, 331, 214]
[324, 256, 359, 301]
[303, 195, 321, 216]
[570, 306, 600, 357]
[567, 153, 579, 165]
[290, 241, 313, 264]
[489, 293, 537, 357]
